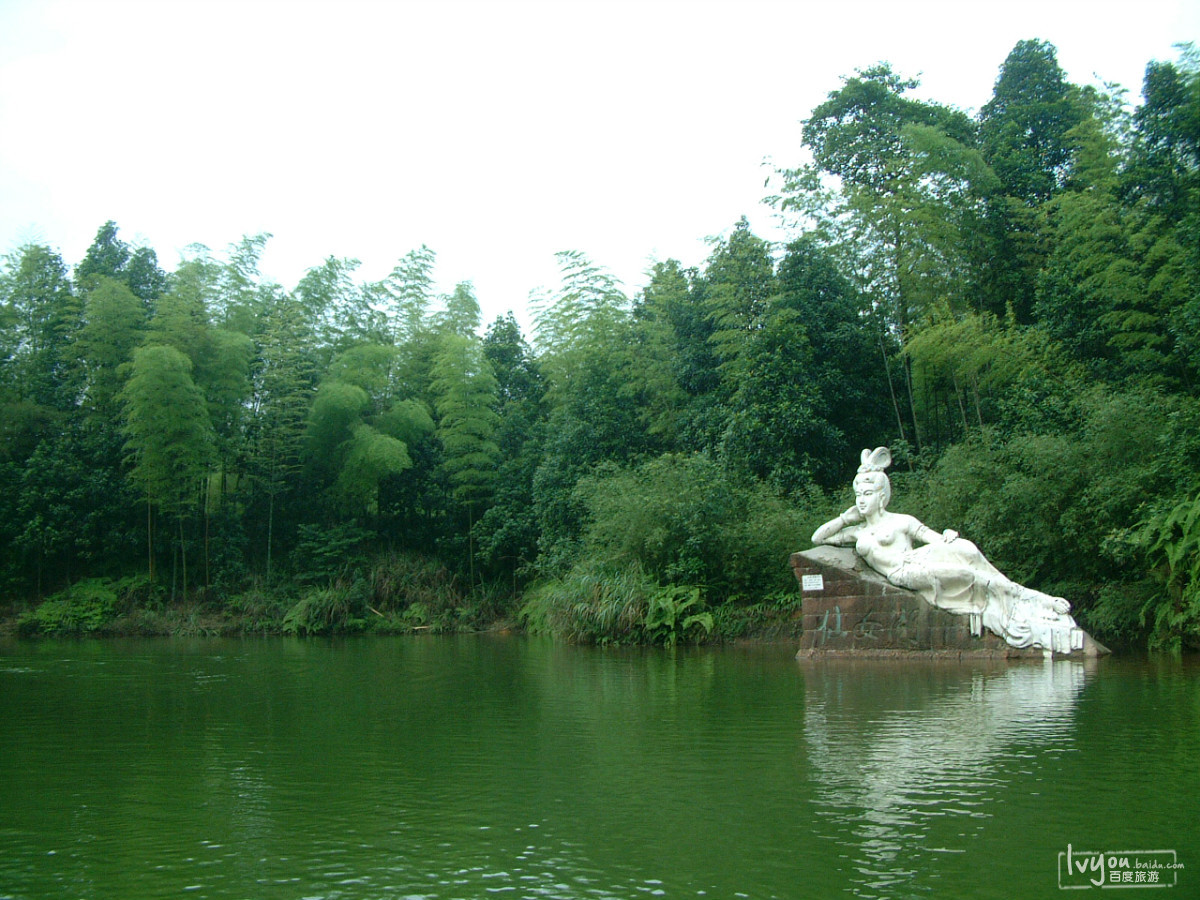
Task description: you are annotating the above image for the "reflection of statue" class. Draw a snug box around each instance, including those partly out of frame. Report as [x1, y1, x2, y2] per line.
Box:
[811, 447, 1084, 653]
[803, 660, 1091, 889]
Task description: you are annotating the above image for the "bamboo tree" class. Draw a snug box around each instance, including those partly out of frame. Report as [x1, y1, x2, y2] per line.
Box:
[251, 292, 317, 578]
[372, 244, 437, 348]
[75, 277, 148, 420]
[701, 217, 778, 380]
[0, 243, 80, 410]
[532, 250, 630, 397]
[304, 355, 424, 516]
[119, 344, 214, 597]
[431, 332, 501, 582]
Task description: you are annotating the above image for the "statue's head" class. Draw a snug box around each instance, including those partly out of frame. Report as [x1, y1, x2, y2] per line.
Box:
[852, 447, 892, 508]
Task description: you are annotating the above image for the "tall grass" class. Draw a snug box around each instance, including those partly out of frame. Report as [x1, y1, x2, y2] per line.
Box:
[369, 550, 463, 622]
[282, 579, 369, 635]
[520, 562, 652, 643]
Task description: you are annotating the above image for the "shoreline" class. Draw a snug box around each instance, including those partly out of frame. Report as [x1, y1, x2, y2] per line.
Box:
[0, 600, 806, 645]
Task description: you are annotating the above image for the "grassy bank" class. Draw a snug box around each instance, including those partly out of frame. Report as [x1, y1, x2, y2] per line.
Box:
[1, 554, 805, 645]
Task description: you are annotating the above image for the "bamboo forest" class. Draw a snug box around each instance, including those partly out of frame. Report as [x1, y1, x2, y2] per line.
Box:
[2, 40, 1198, 651]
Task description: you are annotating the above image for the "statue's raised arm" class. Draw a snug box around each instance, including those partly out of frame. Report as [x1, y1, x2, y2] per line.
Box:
[811, 506, 864, 546]
[815, 446, 1084, 654]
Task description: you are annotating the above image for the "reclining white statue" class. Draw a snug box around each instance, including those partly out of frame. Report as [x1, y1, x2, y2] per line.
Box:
[811, 447, 1084, 653]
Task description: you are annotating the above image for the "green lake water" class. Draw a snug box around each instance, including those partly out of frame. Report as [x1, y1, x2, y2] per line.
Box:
[0, 637, 1196, 899]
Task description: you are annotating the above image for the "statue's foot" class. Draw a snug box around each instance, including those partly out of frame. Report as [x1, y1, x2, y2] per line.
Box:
[1024, 589, 1070, 616]
[1047, 596, 1070, 615]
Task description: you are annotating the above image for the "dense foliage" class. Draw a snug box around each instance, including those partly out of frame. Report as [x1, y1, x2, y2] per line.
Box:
[2, 41, 1197, 649]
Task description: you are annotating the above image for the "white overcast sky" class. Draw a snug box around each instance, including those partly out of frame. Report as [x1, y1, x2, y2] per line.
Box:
[1, 0, 1196, 333]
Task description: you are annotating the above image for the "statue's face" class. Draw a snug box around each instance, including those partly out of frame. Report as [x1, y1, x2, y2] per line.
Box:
[854, 480, 885, 517]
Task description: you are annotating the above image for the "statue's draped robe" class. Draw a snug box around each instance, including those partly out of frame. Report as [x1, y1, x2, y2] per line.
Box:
[878, 539, 1082, 652]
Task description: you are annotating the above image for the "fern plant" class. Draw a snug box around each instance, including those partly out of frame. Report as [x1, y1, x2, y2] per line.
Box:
[644, 585, 713, 647]
[1137, 492, 1200, 651]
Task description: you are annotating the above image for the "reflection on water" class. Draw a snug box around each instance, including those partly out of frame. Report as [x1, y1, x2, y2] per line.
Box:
[0, 638, 1195, 900]
[0, 638, 805, 900]
[803, 659, 1093, 897]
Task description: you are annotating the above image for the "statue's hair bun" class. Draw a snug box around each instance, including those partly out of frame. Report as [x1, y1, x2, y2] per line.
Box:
[858, 447, 892, 473]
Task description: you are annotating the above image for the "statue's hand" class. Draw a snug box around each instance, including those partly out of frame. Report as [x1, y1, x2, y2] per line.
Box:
[942, 529, 959, 543]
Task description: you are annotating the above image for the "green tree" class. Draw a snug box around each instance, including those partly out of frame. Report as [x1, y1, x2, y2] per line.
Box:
[75, 220, 166, 302]
[708, 235, 892, 489]
[776, 237, 892, 482]
[305, 381, 371, 486]
[532, 250, 630, 397]
[529, 253, 655, 572]
[212, 233, 273, 333]
[575, 453, 803, 599]
[774, 64, 992, 451]
[11, 423, 143, 597]
[980, 40, 1084, 204]
[0, 243, 80, 409]
[1033, 99, 1188, 387]
[147, 259, 255, 512]
[120, 344, 215, 593]
[336, 424, 415, 513]
[432, 334, 500, 503]
[431, 332, 501, 579]
[483, 312, 545, 417]
[1134, 488, 1200, 651]
[629, 259, 710, 447]
[371, 244, 437, 347]
[75, 277, 148, 420]
[123, 246, 169, 304]
[248, 292, 317, 576]
[434, 282, 483, 338]
[475, 313, 547, 586]
[75, 221, 131, 288]
[1125, 49, 1200, 218]
[972, 41, 1087, 321]
[367, 247, 442, 403]
[303, 353, 427, 517]
[1124, 48, 1200, 384]
[293, 256, 385, 354]
[324, 342, 398, 412]
[701, 218, 778, 379]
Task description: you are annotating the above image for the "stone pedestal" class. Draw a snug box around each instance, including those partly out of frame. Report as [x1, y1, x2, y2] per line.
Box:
[791, 546, 1109, 659]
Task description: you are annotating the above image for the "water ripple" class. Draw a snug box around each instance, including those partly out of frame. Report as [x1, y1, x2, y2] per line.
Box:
[1, 640, 1196, 900]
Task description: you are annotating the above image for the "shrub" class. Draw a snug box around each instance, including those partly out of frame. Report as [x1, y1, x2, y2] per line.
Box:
[19, 577, 122, 635]
[290, 523, 372, 586]
[574, 453, 817, 602]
